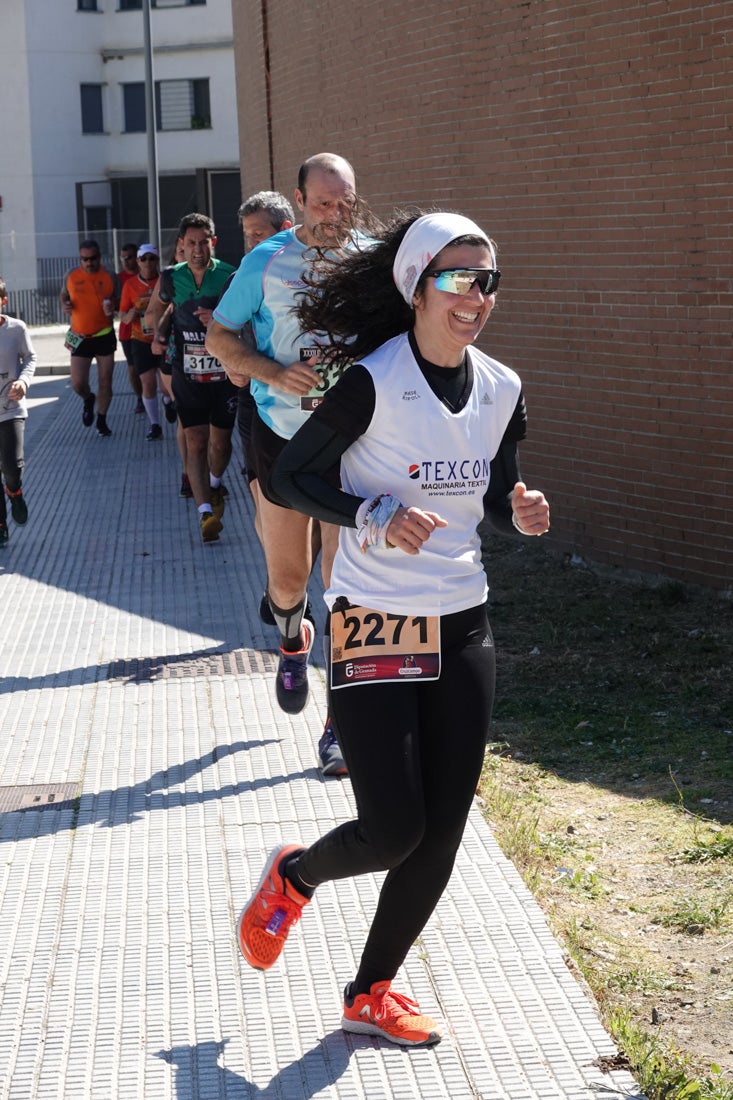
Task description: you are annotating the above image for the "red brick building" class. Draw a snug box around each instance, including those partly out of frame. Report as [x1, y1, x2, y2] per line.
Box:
[231, 0, 732, 589]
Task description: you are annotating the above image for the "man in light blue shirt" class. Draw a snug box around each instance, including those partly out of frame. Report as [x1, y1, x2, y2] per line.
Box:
[207, 154, 369, 773]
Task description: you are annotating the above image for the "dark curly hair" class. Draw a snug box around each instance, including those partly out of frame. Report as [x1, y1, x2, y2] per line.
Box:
[297, 210, 493, 369]
[296, 210, 426, 369]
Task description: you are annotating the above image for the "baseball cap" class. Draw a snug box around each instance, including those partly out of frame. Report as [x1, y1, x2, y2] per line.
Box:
[137, 244, 159, 258]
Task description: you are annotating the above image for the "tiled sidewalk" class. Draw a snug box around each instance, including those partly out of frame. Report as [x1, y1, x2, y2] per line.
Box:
[0, 352, 644, 1099]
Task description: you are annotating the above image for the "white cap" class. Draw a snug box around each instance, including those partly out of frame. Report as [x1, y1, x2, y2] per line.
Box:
[392, 213, 494, 304]
[137, 243, 159, 258]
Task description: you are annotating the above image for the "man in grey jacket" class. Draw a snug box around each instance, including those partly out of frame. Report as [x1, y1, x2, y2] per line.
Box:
[0, 276, 37, 547]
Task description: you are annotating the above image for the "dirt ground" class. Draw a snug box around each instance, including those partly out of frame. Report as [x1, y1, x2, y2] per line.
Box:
[477, 534, 733, 1088]
[483, 764, 733, 1076]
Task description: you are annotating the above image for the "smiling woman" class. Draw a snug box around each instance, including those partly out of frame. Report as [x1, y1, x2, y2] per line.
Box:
[231, 210, 551, 1050]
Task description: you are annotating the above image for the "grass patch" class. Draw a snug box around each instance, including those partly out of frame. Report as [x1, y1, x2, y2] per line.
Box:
[477, 535, 733, 1097]
[675, 834, 733, 864]
[610, 1011, 733, 1100]
[653, 895, 732, 935]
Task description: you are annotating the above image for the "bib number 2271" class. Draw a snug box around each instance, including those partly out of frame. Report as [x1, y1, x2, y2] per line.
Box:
[330, 603, 440, 689]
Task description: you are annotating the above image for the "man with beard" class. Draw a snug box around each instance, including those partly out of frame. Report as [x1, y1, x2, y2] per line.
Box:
[145, 214, 236, 543]
[206, 154, 368, 771]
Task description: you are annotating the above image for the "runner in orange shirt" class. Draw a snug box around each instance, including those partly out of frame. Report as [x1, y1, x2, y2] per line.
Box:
[117, 243, 144, 414]
[59, 239, 120, 437]
[119, 245, 164, 440]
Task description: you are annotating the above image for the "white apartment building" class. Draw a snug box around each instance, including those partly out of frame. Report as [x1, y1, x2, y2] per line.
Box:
[0, 0, 241, 320]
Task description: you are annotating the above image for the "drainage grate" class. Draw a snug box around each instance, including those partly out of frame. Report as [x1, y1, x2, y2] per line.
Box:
[0, 783, 80, 813]
[106, 647, 278, 683]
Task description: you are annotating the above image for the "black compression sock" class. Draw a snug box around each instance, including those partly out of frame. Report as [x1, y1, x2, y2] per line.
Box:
[269, 595, 307, 649]
[281, 852, 316, 899]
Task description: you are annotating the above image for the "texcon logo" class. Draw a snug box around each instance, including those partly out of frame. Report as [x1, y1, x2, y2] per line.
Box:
[407, 458, 491, 483]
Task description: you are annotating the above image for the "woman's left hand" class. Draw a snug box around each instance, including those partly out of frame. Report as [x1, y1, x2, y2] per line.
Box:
[386, 506, 448, 555]
[511, 481, 550, 536]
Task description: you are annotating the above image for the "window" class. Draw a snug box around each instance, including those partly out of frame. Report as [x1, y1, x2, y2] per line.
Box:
[156, 78, 210, 130]
[80, 84, 104, 134]
[122, 83, 146, 132]
[121, 79, 210, 131]
[78, 0, 98, 9]
[119, 0, 205, 8]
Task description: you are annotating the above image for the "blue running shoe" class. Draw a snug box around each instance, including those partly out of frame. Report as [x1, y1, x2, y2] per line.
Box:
[275, 619, 314, 714]
[318, 717, 347, 777]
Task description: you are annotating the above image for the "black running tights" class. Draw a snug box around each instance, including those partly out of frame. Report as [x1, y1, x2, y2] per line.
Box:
[0, 419, 24, 523]
[297, 602, 495, 987]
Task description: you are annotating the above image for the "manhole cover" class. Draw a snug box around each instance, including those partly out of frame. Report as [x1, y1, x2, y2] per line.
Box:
[0, 783, 80, 813]
[106, 648, 278, 682]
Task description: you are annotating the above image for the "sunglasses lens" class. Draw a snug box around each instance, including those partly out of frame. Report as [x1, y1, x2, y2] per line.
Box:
[432, 269, 499, 295]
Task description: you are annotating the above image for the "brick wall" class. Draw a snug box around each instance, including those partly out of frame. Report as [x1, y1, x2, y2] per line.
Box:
[232, 0, 732, 589]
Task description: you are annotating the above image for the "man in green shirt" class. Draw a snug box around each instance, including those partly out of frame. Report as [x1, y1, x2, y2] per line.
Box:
[146, 214, 236, 543]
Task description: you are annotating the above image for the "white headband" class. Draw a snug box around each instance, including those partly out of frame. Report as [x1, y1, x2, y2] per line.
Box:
[392, 213, 494, 304]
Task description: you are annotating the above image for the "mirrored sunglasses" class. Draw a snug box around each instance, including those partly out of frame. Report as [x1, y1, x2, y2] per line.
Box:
[427, 268, 501, 296]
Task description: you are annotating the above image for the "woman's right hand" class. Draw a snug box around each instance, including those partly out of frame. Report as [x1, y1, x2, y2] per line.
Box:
[386, 506, 448, 555]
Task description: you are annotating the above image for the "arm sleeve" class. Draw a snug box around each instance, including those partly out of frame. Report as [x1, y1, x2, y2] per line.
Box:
[482, 390, 528, 537]
[270, 364, 376, 526]
[18, 325, 37, 390]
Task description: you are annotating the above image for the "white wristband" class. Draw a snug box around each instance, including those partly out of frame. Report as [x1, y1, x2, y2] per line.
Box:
[356, 493, 403, 553]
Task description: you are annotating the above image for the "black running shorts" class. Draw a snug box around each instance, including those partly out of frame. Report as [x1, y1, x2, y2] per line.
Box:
[171, 369, 238, 430]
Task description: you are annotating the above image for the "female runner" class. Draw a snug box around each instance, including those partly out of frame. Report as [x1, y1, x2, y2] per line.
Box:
[236, 211, 550, 1047]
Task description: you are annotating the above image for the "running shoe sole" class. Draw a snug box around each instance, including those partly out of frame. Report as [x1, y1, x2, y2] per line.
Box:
[200, 513, 223, 543]
[237, 844, 308, 971]
[341, 1014, 442, 1047]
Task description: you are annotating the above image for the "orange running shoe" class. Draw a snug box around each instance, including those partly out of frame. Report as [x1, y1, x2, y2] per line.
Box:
[341, 980, 442, 1047]
[237, 845, 310, 970]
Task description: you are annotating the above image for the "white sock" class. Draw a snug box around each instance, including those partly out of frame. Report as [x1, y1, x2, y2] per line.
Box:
[143, 396, 159, 425]
[209, 474, 221, 489]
